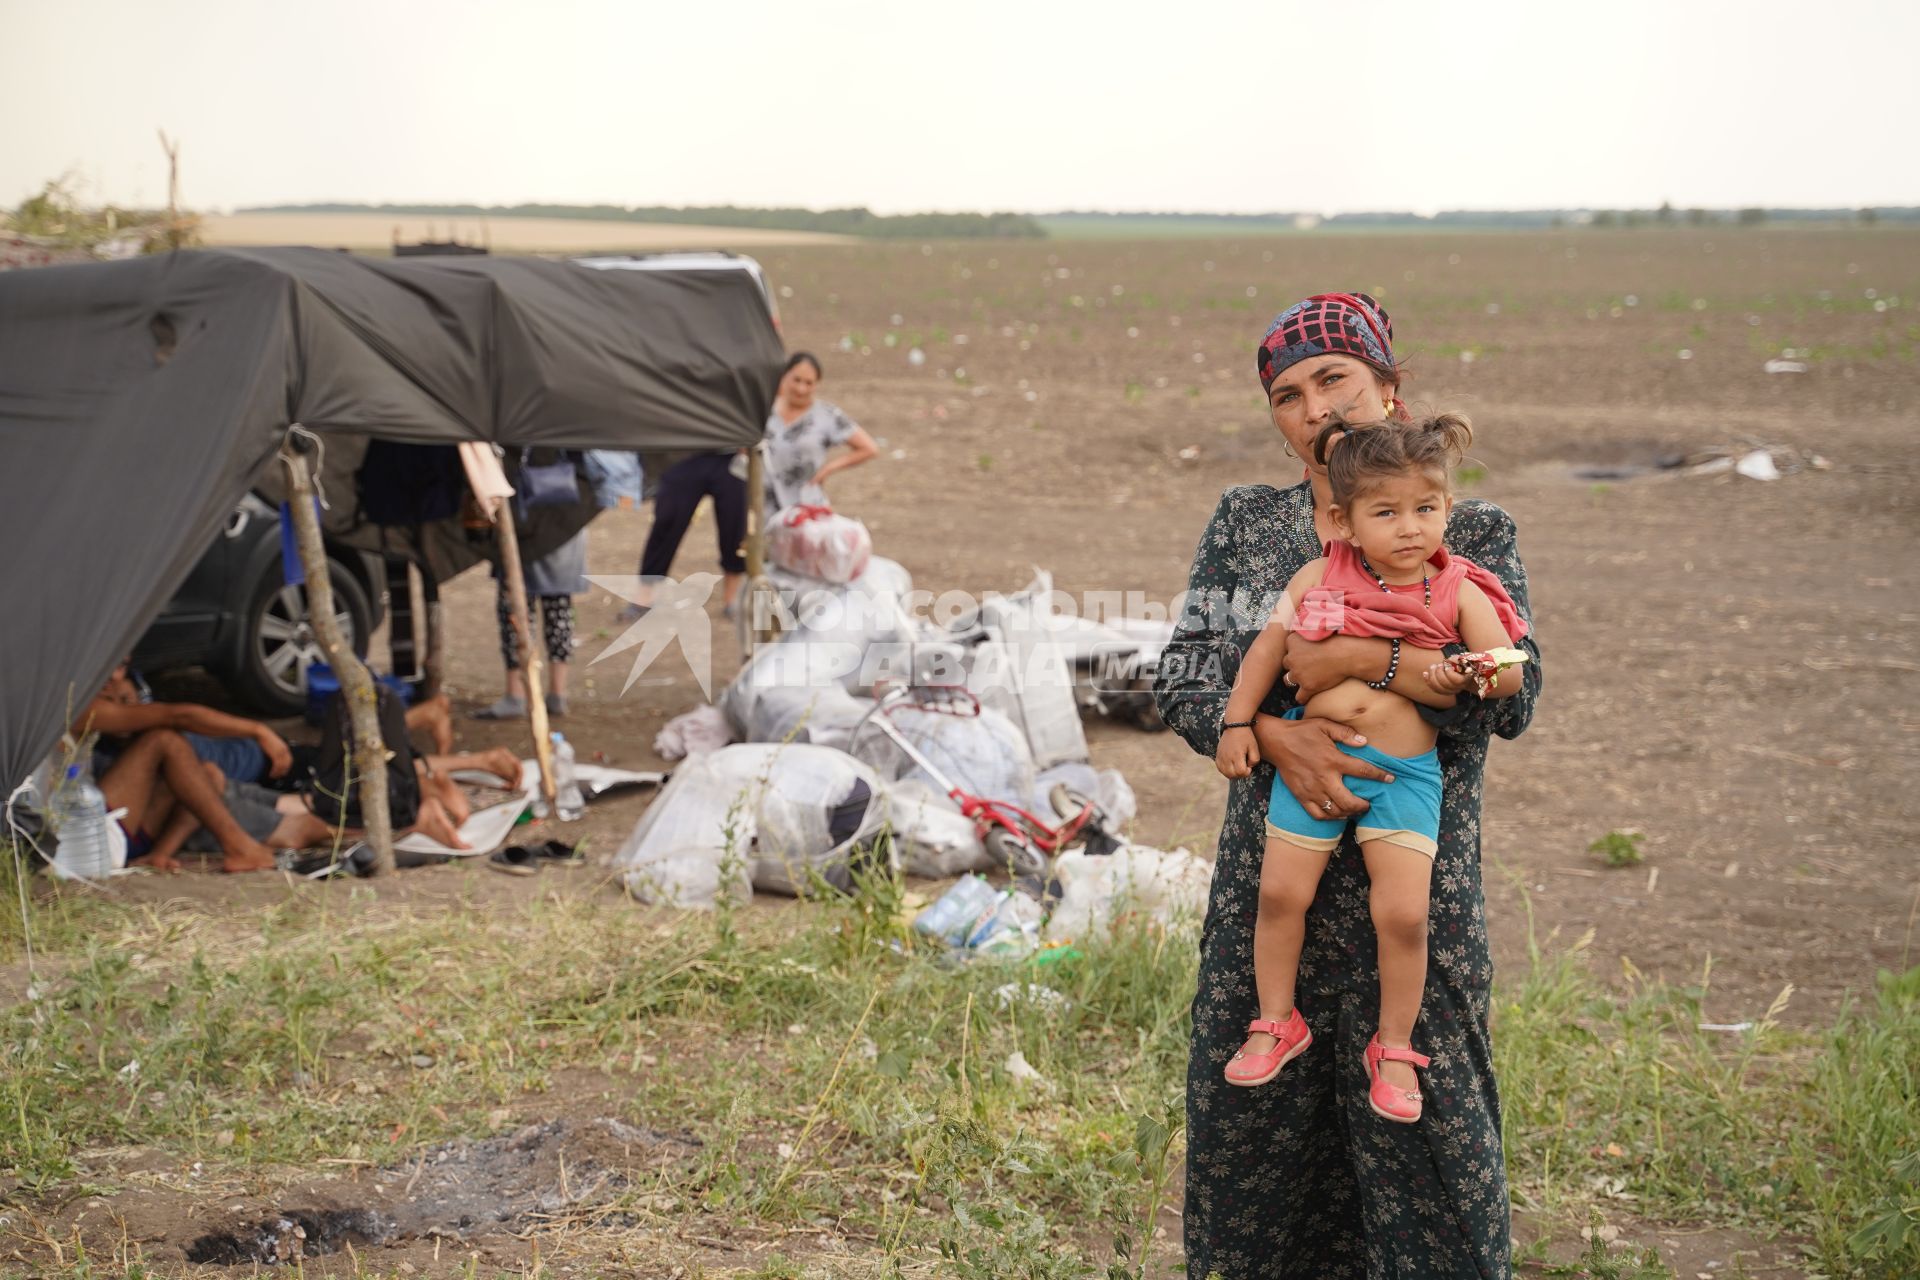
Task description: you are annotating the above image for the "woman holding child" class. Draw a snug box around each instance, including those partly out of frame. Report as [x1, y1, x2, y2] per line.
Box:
[1154, 292, 1543, 1278]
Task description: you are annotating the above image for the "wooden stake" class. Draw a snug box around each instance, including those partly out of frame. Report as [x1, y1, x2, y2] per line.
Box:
[282, 433, 394, 875]
[495, 510, 557, 808]
[743, 444, 772, 652]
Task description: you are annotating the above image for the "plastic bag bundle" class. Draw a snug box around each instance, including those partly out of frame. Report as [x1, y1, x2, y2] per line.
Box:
[767, 504, 873, 584]
[883, 779, 992, 877]
[614, 743, 894, 906]
[1042, 844, 1213, 943]
[741, 683, 875, 754]
[967, 572, 1089, 770]
[850, 702, 1035, 809]
[653, 704, 734, 761]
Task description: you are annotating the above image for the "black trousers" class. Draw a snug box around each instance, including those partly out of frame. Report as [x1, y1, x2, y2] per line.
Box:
[640, 452, 748, 578]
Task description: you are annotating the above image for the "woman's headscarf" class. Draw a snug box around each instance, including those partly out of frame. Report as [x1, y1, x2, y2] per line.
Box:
[1256, 292, 1398, 392]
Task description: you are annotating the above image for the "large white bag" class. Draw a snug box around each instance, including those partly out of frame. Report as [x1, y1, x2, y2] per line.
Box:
[882, 779, 993, 878]
[767, 504, 872, 584]
[849, 702, 1035, 809]
[615, 743, 893, 906]
[1042, 844, 1213, 943]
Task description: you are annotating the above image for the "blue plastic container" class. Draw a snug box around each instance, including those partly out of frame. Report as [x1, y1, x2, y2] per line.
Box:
[304, 663, 416, 726]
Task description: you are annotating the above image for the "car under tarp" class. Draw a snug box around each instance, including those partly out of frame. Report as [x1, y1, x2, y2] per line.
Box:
[0, 246, 785, 794]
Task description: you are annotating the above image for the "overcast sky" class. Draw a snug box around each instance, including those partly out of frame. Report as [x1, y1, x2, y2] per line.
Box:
[4, 0, 1915, 216]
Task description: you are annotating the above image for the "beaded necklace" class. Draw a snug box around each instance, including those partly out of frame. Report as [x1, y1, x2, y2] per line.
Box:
[1355, 550, 1432, 609]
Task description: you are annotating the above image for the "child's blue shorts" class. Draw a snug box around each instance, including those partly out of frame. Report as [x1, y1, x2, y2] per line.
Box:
[1264, 707, 1444, 858]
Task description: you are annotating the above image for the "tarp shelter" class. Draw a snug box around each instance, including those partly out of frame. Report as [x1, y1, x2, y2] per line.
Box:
[0, 246, 785, 793]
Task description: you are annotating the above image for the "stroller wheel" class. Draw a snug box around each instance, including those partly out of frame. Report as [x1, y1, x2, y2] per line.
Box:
[985, 828, 1047, 879]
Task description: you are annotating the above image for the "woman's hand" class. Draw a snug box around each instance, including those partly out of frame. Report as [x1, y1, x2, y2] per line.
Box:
[1280, 634, 1373, 699]
[1214, 726, 1259, 779]
[1253, 712, 1393, 819]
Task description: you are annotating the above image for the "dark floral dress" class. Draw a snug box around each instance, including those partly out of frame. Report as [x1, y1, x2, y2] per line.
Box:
[1153, 481, 1543, 1280]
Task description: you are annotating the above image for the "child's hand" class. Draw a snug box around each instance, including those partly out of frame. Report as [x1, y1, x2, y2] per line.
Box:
[1214, 726, 1260, 779]
[1421, 661, 1472, 695]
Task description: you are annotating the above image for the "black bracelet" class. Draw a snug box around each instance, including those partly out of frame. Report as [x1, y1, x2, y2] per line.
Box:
[1221, 719, 1255, 731]
[1364, 638, 1401, 691]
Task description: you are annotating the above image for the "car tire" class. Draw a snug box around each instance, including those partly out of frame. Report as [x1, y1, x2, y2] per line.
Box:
[229, 560, 373, 716]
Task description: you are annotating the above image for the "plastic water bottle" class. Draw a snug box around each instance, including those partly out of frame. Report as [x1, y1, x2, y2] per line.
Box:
[912, 874, 1002, 946]
[551, 733, 585, 822]
[51, 764, 114, 880]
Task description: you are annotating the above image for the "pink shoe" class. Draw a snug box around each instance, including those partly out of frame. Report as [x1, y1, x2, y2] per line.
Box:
[1224, 1009, 1313, 1087]
[1363, 1034, 1432, 1123]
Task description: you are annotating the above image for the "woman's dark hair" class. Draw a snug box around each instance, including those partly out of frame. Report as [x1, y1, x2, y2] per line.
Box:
[781, 351, 823, 381]
[1312, 411, 1474, 507]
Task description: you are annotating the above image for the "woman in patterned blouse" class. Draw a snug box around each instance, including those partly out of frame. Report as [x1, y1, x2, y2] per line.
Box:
[1153, 293, 1543, 1279]
[762, 352, 879, 522]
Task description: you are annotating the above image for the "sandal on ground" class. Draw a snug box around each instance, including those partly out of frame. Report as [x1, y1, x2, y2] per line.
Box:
[1363, 1034, 1432, 1123]
[471, 696, 527, 721]
[488, 844, 540, 876]
[1224, 1008, 1313, 1087]
[536, 839, 585, 868]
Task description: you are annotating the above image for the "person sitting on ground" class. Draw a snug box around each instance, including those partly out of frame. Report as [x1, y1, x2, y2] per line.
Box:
[154, 744, 524, 872]
[68, 707, 281, 874]
[79, 668, 518, 871]
[95, 665, 458, 782]
[89, 663, 294, 786]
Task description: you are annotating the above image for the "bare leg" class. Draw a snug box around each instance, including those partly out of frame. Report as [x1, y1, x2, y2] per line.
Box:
[721, 571, 744, 607]
[548, 661, 568, 698]
[267, 797, 335, 853]
[427, 747, 522, 789]
[102, 731, 275, 870]
[409, 794, 469, 850]
[1362, 839, 1435, 1096]
[143, 762, 223, 873]
[418, 764, 469, 825]
[1245, 837, 1333, 1055]
[405, 694, 454, 756]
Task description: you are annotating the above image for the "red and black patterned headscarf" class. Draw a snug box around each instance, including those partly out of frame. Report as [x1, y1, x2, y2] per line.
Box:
[1257, 292, 1400, 394]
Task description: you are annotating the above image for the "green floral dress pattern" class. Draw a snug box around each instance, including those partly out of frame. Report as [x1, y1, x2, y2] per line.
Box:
[1153, 482, 1543, 1280]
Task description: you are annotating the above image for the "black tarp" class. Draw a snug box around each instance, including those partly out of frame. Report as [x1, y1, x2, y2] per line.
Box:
[0, 247, 784, 792]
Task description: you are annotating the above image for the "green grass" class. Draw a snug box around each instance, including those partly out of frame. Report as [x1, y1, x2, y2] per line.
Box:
[0, 847, 1914, 1278]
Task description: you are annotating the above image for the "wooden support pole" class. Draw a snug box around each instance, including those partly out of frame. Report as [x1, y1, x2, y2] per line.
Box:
[495, 510, 557, 808]
[744, 444, 773, 652]
[281, 432, 394, 875]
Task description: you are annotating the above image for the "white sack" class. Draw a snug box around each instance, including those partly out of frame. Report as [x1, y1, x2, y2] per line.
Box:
[1043, 844, 1213, 943]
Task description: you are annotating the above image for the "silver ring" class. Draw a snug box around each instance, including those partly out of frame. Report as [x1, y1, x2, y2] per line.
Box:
[1321, 800, 1335, 813]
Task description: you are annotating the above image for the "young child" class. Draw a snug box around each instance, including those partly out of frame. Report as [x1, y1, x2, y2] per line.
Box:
[1213, 413, 1529, 1122]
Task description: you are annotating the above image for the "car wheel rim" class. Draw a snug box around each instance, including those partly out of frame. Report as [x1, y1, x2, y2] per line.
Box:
[258, 584, 355, 697]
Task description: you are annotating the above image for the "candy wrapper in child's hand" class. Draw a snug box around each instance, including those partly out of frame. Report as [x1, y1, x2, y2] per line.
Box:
[1446, 646, 1529, 698]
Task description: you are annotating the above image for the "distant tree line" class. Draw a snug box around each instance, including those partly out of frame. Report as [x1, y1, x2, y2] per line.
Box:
[247, 202, 1046, 239]
[1046, 207, 1918, 229]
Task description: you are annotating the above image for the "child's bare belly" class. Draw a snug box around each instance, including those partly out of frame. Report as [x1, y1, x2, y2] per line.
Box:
[1300, 679, 1438, 758]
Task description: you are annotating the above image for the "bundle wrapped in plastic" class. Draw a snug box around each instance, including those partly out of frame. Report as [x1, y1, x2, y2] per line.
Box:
[850, 702, 1035, 809]
[614, 742, 894, 906]
[767, 504, 872, 584]
[653, 704, 734, 761]
[883, 779, 992, 877]
[722, 576, 919, 713]
[740, 683, 875, 753]
[1042, 844, 1213, 943]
